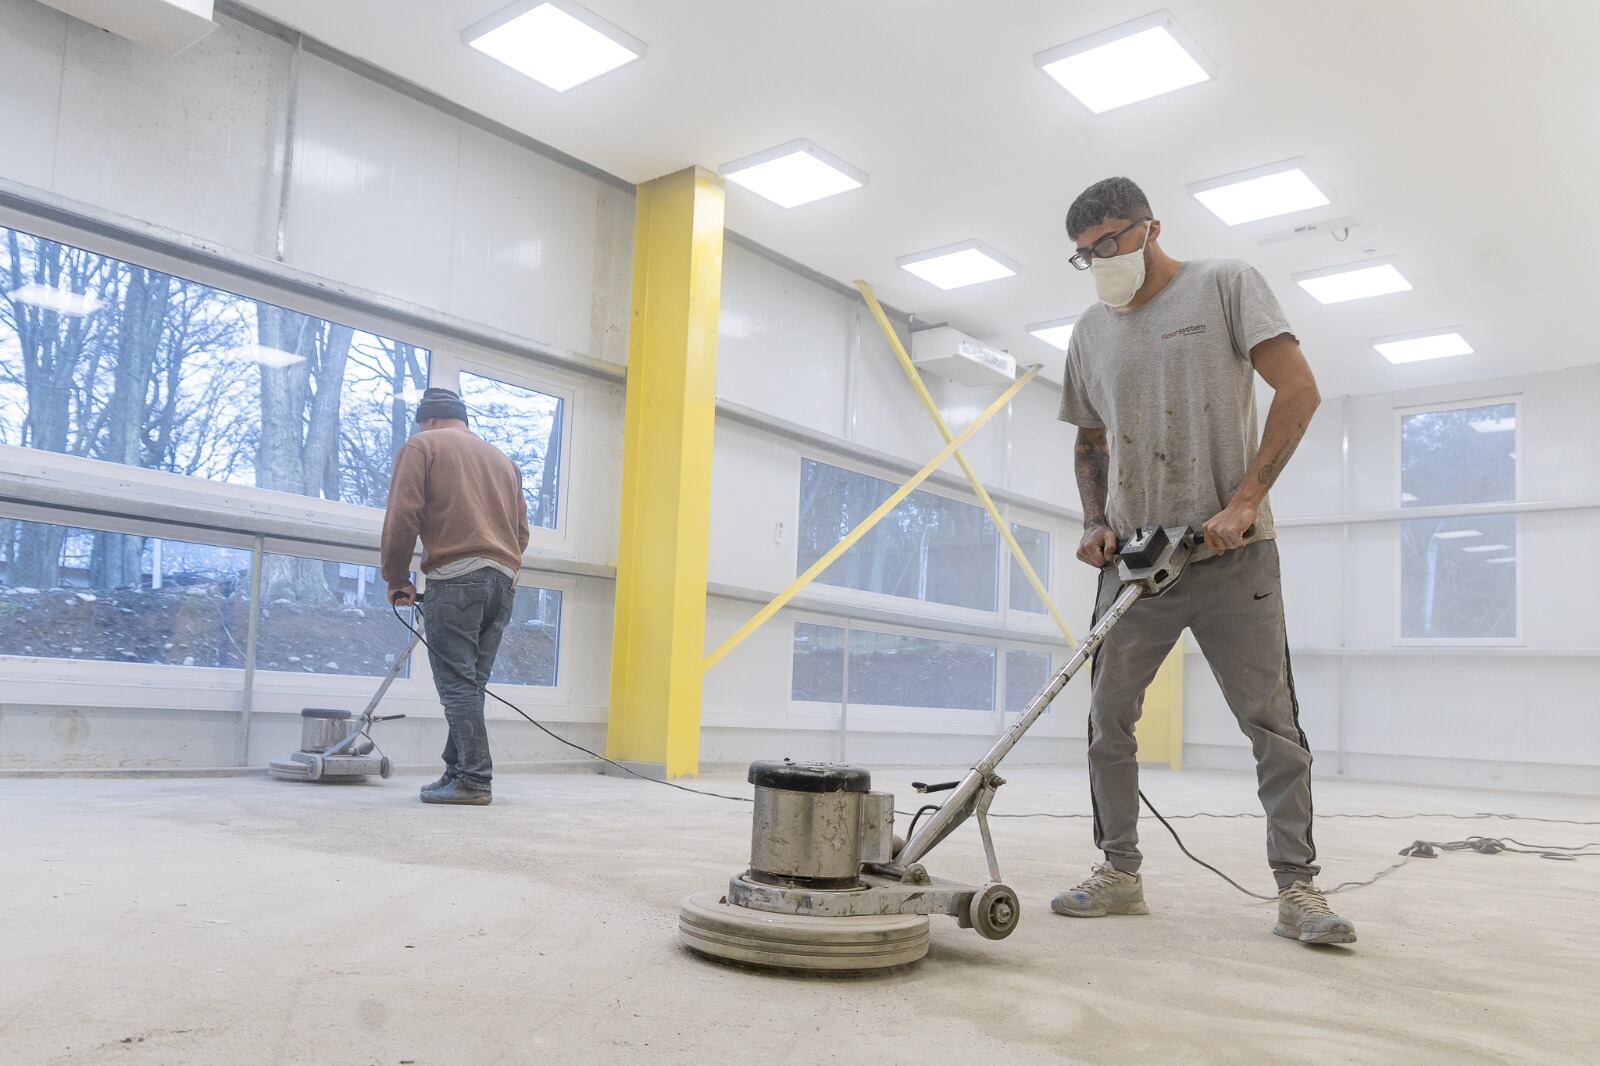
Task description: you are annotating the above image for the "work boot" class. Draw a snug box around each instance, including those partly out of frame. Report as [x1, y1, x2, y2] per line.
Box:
[1050, 862, 1148, 917]
[1275, 882, 1357, 944]
[420, 780, 491, 806]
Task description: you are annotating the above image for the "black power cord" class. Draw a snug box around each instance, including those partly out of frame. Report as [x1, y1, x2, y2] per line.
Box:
[393, 603, 1598, 898]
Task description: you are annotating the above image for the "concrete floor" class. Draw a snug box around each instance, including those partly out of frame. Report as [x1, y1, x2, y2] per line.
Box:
[2, 765, 1597, 1065]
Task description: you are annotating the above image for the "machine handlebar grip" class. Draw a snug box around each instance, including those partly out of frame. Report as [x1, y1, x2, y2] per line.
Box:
[912, 780, 960, 794]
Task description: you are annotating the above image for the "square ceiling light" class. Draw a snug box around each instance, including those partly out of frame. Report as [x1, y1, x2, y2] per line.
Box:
[1373, 329, 1473, 364]
[1026, 316, 1078, 351]
[897, 241, 1020, 291]
[1034, 11, 1215, 114]
[1293, 256, 1415, 305]
[1188, 159, 1333, 226]
[7, 283, 103, 316]
[721, 140, 867, 208]
[462, 0, 645, 92]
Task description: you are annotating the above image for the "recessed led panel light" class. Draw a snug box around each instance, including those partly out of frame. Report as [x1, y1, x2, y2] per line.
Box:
[462, 0, 645, 92]
[1484, 556, 1517, 565]
[1034, 11, 1215, 114]
[1469, 417, 1515, 433]
[1293, 257, 1415, 305]
[1461, 544, 1511, 553]
[1026, 316, 1077, 351]
[721, 140, 867, 208]
[1433, 530, 1482, 540]
[7, 283, 103, 316]
[896, 241, 1020, 291]
[1373, 329, 1473, 364]
[1188, 158, 1333, 225]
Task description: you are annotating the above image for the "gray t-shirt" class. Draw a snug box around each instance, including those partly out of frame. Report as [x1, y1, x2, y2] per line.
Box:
[1057, 258, 1291, 544]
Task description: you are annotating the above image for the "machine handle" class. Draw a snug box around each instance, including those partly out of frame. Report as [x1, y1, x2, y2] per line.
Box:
[372, 713, 407, 722]
[913, 780, 960, 794]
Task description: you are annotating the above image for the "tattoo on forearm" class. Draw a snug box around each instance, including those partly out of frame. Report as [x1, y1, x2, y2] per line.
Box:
[1256, 420, 1309, 488]
[1074, 430, 1111, 525]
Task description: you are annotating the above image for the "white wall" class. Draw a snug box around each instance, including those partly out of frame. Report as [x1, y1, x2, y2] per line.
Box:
[1185, 364, 1600, 792]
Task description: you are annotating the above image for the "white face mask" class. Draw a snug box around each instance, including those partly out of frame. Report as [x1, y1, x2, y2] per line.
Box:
[1090, 221, 1152, 307]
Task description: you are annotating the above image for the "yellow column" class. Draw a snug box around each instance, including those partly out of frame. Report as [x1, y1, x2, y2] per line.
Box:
[1136, 642, 1185, 769]
[606, 166, 725, 779]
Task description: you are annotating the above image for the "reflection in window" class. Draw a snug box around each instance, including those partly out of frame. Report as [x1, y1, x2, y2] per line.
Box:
[1005, 650, 1053, 713]
[797, 458, 998, 612]
[791, 622, 845, 702]
[459, 371, 564, 530]
[1008, 524, 1051, 614]
[847, 629, 995, 711]
[1399, 403, 1517, 639]
[0, 518, 250, 667]
[0, 224, 428, 509]
[257, 554, 415, 677]
[494, 585, 562, 687]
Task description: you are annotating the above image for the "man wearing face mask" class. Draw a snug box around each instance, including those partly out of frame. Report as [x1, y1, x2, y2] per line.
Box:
[1050, 177, 1355, 945]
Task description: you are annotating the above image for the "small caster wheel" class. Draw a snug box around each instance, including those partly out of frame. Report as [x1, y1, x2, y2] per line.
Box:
[969, 883, 1020, 941]
[379, 756, 393, 780]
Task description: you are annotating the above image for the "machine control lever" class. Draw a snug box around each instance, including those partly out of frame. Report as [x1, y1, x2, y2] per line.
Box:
[913, 780, 960, 794]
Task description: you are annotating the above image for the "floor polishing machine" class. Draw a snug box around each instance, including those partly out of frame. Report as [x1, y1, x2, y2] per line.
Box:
[268, 606, 424, 783]
[679, 524, 1201, 972]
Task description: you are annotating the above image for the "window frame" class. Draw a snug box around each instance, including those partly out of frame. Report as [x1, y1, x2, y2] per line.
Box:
[1392, 394, 1523, 647]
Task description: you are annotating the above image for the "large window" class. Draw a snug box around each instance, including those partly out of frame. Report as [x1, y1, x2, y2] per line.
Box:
[849, 630, 995, 711]
[256, 552, 416, 678]
[1399, 400, 1517, 640]
[459, 371, 564, 530]
[1004, 650, 1053, 713]
[1008, 524, 1051, 614]
[797, 458, 998, 612]
[493, 585, 563, 687]
[0, 224, 428, 509]
[0, 518, 251, 666]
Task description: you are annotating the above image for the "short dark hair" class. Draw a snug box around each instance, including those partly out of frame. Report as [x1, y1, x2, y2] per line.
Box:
[1065, 177, 1152, 240]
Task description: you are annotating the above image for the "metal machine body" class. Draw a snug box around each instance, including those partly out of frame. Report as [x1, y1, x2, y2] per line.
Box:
[680, 526, 1202, 970]
[268, 626, 420, 782]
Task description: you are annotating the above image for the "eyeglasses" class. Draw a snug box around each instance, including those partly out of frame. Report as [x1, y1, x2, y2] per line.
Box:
[1069, 218, 1152, 270]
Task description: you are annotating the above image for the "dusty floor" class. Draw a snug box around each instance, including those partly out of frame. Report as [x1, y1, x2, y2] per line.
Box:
[2, 765, 1597, 1065]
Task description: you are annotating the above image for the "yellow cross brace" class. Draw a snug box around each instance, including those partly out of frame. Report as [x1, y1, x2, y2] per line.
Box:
[855, 280, 1079, 647]
[703, 365, 1041, 672]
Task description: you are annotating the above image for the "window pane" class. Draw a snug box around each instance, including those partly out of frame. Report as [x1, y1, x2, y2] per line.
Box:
[256, 554, 416, 677]
[847, 629, 995, 711]
[0, 224, 429, 509]
[1400, 515, 1516, 639]
[459, 371, 564, 530]
[791, 622, 845, 702]
[797, 458, 998, 612]
[0, 518, 250, 666]
[1008, 524, 1051, 614]
[493, 585, 562, 687]
[1401, 403, 1515, 506]
[1005, 650, 1053, 713]
[1399, 402, 1517, 639]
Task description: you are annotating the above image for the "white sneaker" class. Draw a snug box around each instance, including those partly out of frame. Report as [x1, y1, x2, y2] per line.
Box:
[1050, 862, 1148, 917]
[1275, 881, 1357, 944]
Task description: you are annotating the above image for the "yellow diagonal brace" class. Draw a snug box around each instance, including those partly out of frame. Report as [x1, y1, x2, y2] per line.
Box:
[855, 279, 1078, 647]
[704, 366, 1040, 672]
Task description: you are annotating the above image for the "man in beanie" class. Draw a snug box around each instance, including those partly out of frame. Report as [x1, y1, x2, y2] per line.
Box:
[381, 387, 529, 805]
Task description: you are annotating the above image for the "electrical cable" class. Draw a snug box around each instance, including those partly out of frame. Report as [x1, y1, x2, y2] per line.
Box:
[394, 603, 1597, 898]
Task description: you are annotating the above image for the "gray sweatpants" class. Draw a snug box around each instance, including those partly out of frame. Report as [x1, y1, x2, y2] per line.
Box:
[1087, 539, 1319, 890]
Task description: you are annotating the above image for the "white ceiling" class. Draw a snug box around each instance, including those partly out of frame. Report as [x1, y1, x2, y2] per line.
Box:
[244, 0, 1599, 397]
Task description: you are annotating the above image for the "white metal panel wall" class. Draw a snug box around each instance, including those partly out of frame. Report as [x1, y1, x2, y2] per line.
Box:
[0, 7, 284, 254]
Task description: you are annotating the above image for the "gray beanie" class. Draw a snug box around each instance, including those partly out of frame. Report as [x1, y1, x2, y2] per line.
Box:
[414, 387, 468, 424]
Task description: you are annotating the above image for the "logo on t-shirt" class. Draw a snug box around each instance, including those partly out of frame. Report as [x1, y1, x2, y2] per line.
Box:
[1161, 324, 1208, 341]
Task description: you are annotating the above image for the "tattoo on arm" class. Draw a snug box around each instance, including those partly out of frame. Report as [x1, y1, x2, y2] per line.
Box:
[1255, 419, 1309, 488]
[1074, 428, 1111, 526]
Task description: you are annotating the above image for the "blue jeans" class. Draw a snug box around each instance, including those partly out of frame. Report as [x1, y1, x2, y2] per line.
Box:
[423, 568, 514, 791]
